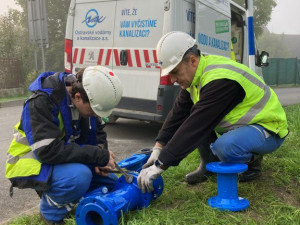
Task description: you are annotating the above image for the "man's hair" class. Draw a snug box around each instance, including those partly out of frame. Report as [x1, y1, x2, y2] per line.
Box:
[182, 45, 201, 62]
[69, 68, 89, 103]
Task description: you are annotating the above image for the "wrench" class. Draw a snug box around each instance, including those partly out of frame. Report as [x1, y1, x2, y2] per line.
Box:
[114, 162, 133, 183]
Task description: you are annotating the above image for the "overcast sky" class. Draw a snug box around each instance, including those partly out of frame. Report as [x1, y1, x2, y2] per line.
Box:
[267, 0, 300, 34]
[0, 0, 300, 35]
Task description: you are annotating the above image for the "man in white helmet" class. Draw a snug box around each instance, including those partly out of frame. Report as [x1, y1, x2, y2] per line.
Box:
[5, 66, 122, 224]
[137, 31, 288, 193]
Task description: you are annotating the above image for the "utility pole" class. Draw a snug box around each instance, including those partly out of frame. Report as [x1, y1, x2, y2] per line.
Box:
[27, 0, 48, 72]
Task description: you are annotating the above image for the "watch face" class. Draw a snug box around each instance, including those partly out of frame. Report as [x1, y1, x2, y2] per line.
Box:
[155, 160, 168, 170]
[155, 160, 161, 167]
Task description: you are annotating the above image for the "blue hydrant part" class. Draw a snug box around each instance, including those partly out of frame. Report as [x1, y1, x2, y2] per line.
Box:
[76, 151, 163, 225]
[206, 162, 249, 211]
[118, 154, 148, 171]
[118, 148, 152, 171]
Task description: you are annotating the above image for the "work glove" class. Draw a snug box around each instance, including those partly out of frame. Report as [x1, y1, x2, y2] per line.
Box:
[137, 164, 164, 193]
[142, 147, 162, 169]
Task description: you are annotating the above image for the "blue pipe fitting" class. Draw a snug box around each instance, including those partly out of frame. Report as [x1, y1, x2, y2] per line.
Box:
[76, 151, 163, 225]
[118, 148, 152, 172]
[206, 162, 249, 211]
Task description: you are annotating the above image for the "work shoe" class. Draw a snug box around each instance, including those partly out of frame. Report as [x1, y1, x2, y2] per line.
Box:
[39, 212, 64, 225]
[238, 154, 263, 182]
[185, 132, 219, 185]
[185, 163, 215, 184]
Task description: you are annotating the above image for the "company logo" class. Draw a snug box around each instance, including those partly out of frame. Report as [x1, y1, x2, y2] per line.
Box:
[82, 9, 106, 28]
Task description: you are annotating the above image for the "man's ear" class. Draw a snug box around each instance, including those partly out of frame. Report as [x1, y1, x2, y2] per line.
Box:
[190, 55, 199, 68]
[74, 92, 82, 102]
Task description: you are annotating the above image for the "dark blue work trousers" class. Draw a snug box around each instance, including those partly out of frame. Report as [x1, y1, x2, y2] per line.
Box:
[40, 163, 118, 223]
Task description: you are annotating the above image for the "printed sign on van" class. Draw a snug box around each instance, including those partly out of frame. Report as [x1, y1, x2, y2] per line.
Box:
[82, 9, 106, 28]
[74, 8, 112, 42]
[118, 7, 158, 38]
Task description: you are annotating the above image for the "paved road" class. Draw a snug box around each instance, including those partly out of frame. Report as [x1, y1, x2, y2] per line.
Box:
[0, 87, 299, 224]
[272, 87, 300, 106]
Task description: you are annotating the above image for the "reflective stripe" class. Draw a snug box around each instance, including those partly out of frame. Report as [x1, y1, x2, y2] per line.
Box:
[13, 132, 29, 145]
[203, 64, 265, 89]
[249, 124, 271, 138]
[44, 194, 76, 211]
[204, 64, 271, 130]
[7, 138, 55, 164]
[30, 138, 55, 151]
[7, 151, 36, 164]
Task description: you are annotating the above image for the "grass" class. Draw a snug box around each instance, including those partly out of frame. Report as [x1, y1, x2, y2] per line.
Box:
[7, 104, 300, 225]
[0, 93, 30, 103]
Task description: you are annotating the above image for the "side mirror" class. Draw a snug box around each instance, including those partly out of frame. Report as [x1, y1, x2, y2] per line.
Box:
[256, 50, 269, 67]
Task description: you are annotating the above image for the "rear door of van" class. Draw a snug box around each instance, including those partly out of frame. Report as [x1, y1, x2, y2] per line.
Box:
[112, 0, 165, 121]
[195, 0, 231, 57]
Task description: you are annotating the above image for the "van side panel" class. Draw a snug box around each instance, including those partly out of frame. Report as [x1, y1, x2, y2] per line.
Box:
[72, 1, 117, 71]
[112, 0, 165, 101]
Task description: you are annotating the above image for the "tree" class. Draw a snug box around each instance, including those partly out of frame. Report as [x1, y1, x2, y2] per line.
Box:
[0, 11, 35, 84]
[13, 0, 71, 72]
[257, 31, 292, 58]
[232, 0, 277, 37]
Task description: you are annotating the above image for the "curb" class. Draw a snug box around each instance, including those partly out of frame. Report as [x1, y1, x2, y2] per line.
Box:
[0, 205, 39, 225]
[0, 99, 26, 108]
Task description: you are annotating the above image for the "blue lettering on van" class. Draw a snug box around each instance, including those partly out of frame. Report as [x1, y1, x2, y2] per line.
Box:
[121, 8, 138, 16]
[82, 9, 106, 28]
[122, 8, 131, 15]
[119, 29, 150, 37]
[186, 9, 195, 24]
[197, 33, 229, 51]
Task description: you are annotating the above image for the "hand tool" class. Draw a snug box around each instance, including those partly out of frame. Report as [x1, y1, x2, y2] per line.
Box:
[114, 162, 134, 183]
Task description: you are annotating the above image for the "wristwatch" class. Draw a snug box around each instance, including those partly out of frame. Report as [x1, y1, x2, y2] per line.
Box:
[155, 159, 168, 170]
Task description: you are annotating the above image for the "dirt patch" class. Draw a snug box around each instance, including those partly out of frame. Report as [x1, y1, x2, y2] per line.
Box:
[260, 170, 300, 208]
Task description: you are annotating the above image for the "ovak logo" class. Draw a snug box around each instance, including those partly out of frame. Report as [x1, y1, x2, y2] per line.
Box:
[82, 9, 106, 28]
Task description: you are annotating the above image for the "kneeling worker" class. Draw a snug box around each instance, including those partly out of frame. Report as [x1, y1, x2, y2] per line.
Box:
[6, 66, 122, 224]
[138, 31, 288, 193]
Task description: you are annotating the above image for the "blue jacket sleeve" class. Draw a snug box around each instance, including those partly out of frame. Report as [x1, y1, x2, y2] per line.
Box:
[21, 94, 110, 166]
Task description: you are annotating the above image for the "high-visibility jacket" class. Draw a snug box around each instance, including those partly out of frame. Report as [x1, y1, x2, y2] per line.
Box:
[187, 55, 288, 138]
[5, 72, 105, 191]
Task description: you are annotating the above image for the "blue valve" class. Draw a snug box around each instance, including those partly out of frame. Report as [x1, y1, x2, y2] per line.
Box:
[206, 162, 249, 211]
[76, 149, 164, 225]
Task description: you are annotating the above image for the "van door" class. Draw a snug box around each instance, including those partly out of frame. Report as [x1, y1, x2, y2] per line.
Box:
[112, 0, 165, 114]
[230, 3, 246, 64]
[72, 0, 117, 71]
[195, 0, 231, 57]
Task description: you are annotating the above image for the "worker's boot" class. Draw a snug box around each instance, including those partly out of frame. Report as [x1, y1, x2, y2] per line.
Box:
[39, 212, 64, 225]
[185, 133, 219, 185]
[238, 154, 263, 182]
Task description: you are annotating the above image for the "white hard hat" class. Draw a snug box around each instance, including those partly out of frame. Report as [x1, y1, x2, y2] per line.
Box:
[156, 31, 196, 76]
[82, 66, 122, 117]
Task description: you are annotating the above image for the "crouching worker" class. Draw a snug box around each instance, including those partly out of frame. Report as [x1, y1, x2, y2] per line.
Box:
[5, 66, 122, 224]
[138, 31, 288, 193]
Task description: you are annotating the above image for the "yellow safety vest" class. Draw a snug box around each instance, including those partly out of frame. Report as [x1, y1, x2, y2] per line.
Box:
[6, 113, 65, 179]
[187, 55, 288, 138]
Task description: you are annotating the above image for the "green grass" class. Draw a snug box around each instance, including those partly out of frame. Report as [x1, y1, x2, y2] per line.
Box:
[0, 94, 30, 103]
[8, 104, 300, 225]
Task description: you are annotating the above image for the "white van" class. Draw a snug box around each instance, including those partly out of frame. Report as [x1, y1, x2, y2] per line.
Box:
[64, 0, 268, 123]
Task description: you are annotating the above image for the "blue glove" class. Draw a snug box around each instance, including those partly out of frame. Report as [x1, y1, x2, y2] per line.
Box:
[137, 164, 164, 193]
